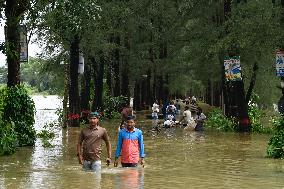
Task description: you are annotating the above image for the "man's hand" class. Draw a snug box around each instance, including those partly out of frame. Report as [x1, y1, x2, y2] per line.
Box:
[77, 154, 83, 165]
[114, 158, 119, 167]
[106, 158, 112, 166]
[140, 158, 145, 168]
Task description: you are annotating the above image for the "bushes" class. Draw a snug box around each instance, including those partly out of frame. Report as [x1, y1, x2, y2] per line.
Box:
[267, 117, 284, 159]
[37, 122, 56, 148]
[205, 108, 236, 132]
[103, 95, 128, 119]
[248, 93, 273, 134]
[0, 86, 36, 153]
[0, 116, 17, 155]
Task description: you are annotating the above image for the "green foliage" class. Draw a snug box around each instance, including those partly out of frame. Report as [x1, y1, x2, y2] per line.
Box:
[21, 57, 65, 95]
[25, 0, 284, 111]
[1, 85, 36, 146]
[103, 95, 128, 119]
[55, 107, 65, 126]
[205, 108, 236, 132]
[248, 93, 273, 133]
[267, 116, 284, 159]
[108, 111, 121, 119]
[37, 122, 56, 148]
[0, 118, 17, 155]
[0, 66, 7, 84]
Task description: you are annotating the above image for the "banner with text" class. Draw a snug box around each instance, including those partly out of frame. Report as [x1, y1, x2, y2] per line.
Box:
[20, 25, 28, 62]
[224, 56, 242, 81]
[276, 50, 284, 76]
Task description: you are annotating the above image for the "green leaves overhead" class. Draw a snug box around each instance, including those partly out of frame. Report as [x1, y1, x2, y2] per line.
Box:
[25, 0, 284, 105]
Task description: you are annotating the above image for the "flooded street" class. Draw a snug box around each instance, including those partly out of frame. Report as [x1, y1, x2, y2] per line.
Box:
[0, 96, 284, 189]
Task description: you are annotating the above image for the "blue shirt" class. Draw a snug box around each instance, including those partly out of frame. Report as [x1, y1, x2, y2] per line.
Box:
[115, 128, 145, 163]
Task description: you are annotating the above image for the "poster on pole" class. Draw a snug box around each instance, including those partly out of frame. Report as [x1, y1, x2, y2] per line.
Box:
[276, 50, 284, 76]
[20, 25, 28, 62]
[224, 56, 242, 81]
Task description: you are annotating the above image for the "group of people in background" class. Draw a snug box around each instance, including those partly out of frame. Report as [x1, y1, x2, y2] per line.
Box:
[152, 96, 206, 131]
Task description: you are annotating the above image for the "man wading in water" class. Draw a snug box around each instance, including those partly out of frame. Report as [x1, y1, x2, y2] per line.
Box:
[119, 103, 134, 130]
[77, 112, 112, 171]
[114, 115, 145, 167]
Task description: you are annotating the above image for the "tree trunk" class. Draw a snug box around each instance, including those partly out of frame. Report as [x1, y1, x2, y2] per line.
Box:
[62, 63, 69, 128]
[134, 79, 141, 111]
[149, 26, 156, 103]
[234, 81, 251, 132]
[5, 0, 24, 87]
[152, 68, 157, 102]
[106, 35, 114, 96]
[245, 62, 258, 104]
[80, 63, 91, 111]
[141, 77, 147, 109]
[121, 36, 130, 97]
[113, 35, 120, 96]
[146, 68, 152, 106]
[106, 61, 114, 97]
[157, 75, 164, 103]
[68, 35, 80, 127]
[92, 54, 104, 111]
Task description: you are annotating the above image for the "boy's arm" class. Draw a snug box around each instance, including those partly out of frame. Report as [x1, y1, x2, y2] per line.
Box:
[77, 131, 84, 164]
[114, 131, 123, 167]
[138, 131, 145, 167]
[138, 131, 145, 158]
[115, 131, 123, 158]
[103, 130, 112, 162]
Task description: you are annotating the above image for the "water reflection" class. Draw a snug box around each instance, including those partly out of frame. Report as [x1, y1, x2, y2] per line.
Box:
[114, 168, 144, 189]
[183, 131, 205, 143]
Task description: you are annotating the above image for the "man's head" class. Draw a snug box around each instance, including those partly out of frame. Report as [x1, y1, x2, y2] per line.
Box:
[184, 106, 189, 111]
[88, 111, 100, 126]
[126, 115, 135, 131]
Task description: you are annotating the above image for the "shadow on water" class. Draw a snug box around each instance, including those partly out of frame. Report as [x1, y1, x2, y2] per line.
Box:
[0, 96, 284, 189]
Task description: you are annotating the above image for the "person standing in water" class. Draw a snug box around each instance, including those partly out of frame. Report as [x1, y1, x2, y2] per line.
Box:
[179, 106, 193, 126]
[77, 111, 112, 172]
[119, 103, 134, 129]
[114, 115, 145, 167]
[193, 107, 206, 131]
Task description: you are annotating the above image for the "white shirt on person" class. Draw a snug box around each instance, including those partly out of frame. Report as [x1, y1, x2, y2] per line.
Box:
[152, 103, 160, 113]
[183, 110, 192, 123]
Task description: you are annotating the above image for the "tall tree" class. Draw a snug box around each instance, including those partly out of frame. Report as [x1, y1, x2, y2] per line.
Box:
[5, 0, 29, 86]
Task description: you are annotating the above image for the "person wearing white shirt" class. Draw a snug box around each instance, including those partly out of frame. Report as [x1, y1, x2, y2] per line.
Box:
[151, 101, 160, 119]
[179, 106, 192, 126]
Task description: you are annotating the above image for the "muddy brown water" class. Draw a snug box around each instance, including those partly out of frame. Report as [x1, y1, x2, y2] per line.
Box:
[0, 96, 283, 189]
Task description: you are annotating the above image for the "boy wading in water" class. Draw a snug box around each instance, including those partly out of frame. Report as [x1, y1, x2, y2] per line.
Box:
[77, 112, 112, 171]
[114, 116, 145, 167]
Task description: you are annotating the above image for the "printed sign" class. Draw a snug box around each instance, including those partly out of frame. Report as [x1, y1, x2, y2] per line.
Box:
[224, 56, 242, 81]
[20, 25, 28, 62]
[276, 51, 284, 76]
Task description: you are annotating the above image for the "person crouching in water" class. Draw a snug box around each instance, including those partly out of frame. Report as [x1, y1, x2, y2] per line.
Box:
[193, 107, 206, 131]
[163, 114, 175, 128]
[114, 115, 145, 167]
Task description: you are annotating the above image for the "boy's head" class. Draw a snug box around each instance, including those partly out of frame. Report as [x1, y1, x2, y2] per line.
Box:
[89, 111, 100, 118]
[126, 115, 136, 131]
[88, 111, 100, 125]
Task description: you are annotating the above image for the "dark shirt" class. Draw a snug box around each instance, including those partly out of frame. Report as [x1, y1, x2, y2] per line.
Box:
[78, 125, 109, 161]
[121, 107, 133, 121]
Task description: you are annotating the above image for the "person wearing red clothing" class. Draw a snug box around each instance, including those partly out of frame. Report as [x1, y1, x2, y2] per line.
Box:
[114, 116, 145, 167]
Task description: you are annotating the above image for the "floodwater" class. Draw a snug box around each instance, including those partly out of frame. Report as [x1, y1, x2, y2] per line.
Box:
[0, 96, 283, 189]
